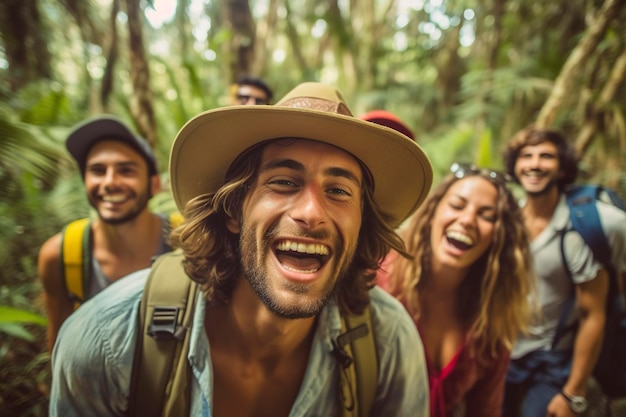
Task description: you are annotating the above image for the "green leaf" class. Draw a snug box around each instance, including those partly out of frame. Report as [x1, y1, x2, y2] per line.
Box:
[0, 306, 48, 326]
[0, 323, 36, 342]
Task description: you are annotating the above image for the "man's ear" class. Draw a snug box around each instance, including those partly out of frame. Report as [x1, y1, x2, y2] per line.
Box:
[150, 174, 162, 196]
[226, 216, 240, 233]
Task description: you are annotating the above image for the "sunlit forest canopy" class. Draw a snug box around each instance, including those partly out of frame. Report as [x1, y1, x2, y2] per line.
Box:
[0, 0, 625, 249]
[0, 1, 625, 415]
[1, 0, 624, 186]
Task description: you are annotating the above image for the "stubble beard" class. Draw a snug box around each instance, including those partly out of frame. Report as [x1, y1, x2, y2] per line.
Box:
[90, 183, 152, 225]
[523, 172, 559, 198]
[239, 224, 353, 319]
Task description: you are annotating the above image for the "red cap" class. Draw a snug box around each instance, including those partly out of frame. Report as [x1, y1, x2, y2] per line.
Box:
[359, 110, 415, 140]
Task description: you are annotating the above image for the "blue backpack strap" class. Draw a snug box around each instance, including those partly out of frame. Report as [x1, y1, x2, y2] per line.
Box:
[566, 185, 612, 267]
[557, 185, 626, 397]
[553, 185, 619, 349]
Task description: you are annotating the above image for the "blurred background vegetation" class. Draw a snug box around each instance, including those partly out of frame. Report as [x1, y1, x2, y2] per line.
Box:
[0, 0, 625, 415]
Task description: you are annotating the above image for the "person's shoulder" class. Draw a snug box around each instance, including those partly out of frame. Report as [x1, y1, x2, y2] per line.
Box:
[369, 285, 405, 311]
[367, 287, 424, 376]
[38, 232, 63, 286]
[51, 269, 151, 408]
[596, 198, 626, 219]
[56, 268, 150, 347]
[38, 231, 62, 260]
[82, 268, 149, 315]
[369, 286, 418, 340]
[595, 199, 626, 240]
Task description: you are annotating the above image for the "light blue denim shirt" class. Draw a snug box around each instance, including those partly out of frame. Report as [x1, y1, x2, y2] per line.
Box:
[50, 268, 429, 416]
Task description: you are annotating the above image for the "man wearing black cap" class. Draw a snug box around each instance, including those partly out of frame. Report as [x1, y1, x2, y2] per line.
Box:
[37, 116, 175, 351]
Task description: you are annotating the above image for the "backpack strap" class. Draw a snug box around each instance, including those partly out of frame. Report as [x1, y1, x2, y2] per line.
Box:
[60, 218, 91, 309]
[332, 306, 378, 417]
[553, 186, 617, 348]
[128, 249, 377, 417]
[61, 212, 182, 311]
[128, 251, 198, 417]
[566, 185, 612, 267]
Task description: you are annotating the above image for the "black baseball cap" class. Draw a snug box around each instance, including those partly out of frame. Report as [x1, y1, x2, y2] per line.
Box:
[66, 115, 158, 177]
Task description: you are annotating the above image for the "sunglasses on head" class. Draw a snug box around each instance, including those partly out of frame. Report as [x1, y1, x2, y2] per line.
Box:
[236, 94, 269, 105]
[450, 162, 513, 186]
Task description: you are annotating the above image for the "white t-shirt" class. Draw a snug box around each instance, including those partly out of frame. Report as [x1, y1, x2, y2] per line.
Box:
[512, 194, 626, 359]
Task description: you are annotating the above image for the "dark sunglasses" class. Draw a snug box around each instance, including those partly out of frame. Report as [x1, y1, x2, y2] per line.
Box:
[450, 162, 513, 186]
[236, 94, 269, 105]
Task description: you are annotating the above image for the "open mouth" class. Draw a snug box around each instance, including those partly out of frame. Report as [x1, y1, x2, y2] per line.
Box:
[274, 239, 330, 274]
[445, 230, 474, 251]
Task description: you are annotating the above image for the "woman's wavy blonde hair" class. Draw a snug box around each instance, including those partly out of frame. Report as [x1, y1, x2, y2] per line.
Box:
[389, 173, 535, 357]
[169, 138, 409, 315]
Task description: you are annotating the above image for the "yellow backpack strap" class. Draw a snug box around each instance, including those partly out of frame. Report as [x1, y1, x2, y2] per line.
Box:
[60, 218, 91, 309]
[128, 251, 197, 417]
[333, 306, 378, 417]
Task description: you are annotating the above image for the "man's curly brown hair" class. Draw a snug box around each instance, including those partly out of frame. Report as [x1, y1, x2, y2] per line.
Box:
[503, 126, 579, 191]
[169, 138, 410, 315]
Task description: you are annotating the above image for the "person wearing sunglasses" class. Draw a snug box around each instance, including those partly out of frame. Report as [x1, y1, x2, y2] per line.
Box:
[230, 75, 274, 105]
[378, 162, 535, 417]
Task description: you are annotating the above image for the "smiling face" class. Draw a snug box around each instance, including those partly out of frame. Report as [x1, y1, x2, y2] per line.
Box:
[230, 139, 364, 318]
[430, 176, 498, 274]
[84, 140, 159, 224]
[514, 141, 560, 197]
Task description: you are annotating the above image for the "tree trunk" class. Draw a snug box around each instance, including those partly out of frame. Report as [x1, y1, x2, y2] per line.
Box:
[252, 0, 278, 76]
[488, 0, 506, 70]
[0, 0, 53, 91]
[62, 0, 103, 45]
[100, 0, 120, 110]
[225, 0, 255, 81]
[124, 0, 158, 147]
[536, 0, 626, 128]
[575, 46, 626, 156]
[284, 0, 310, 76]
[176, 0, 192, 61]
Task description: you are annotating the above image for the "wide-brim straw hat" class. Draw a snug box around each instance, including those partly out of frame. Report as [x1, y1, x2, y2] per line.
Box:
[170, 82, 433, 228]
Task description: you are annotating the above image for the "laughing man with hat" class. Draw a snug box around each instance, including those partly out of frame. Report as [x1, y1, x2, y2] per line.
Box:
[50, 82, 433, 417]
[38, 116, 175, 352]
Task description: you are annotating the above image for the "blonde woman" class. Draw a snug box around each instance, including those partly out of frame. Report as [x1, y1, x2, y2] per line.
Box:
[379, 163, 534, 417]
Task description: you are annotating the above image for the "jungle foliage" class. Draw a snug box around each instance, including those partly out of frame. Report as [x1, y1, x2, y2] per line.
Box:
[0, 0, 625, 415]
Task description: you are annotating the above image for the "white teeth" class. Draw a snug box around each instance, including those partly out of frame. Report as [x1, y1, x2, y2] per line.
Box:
[277, 240, 329, 255]
[446, 231, 473, 245]
[102, 195, 126, 203]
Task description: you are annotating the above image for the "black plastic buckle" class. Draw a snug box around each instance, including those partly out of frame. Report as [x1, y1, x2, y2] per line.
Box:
[147, 306, 180, 340]
[331, 323, 369, 368]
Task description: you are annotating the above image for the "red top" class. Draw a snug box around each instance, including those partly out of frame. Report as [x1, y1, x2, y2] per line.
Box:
[422, 333, 510, 417]
[376, 252, 510, 417]
[425, 335, 465, 417]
